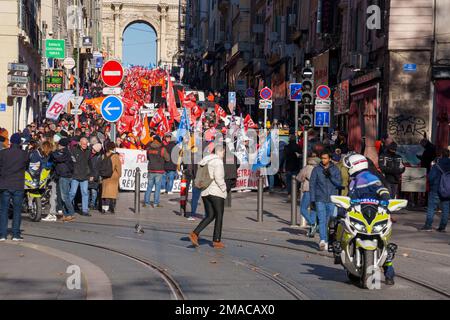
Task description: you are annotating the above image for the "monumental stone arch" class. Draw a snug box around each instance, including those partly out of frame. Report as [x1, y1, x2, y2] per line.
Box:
[101, 0, 182, 66]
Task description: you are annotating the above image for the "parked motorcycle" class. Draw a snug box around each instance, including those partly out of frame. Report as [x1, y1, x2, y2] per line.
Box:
[330, 196, 407, 289]
[24, 167, 51, 222]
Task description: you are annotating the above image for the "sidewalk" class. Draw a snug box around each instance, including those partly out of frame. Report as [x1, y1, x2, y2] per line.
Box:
[0, 242, 86, 300]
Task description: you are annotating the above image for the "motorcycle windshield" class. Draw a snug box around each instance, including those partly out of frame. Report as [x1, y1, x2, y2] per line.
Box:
[361, 204, 378, 225]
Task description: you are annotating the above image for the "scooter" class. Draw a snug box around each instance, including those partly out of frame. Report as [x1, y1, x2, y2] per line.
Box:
[330, 196, 407, 289]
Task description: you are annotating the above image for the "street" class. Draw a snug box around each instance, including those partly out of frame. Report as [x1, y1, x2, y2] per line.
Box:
[2, 191, 449, 300]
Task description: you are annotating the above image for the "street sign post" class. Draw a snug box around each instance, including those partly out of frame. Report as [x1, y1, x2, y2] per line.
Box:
[289, 83, 303, 101]
[316, 85, 331, 100]
[8, 63, 29, 72]
[101, 95, 124, 123]
[314, 110, 331, 127]
[45, 39, 66, 59]
[101, 60, 124, 87]
[7, 75, 28, 84]
[7, 87, 28, 97]
[64, 57, 76, 70]
[259, 99, 272, 129]
[103, 87, 122, 95]
[260, 87, 273, 100]
[245, 97, 256, 105]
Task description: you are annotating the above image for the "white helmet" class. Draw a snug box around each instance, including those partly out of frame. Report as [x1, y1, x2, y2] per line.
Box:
[344, 154, 369, 176]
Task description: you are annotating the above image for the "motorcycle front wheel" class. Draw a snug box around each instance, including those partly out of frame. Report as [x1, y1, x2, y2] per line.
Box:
[361, 250, 378, 289]
[29, 197, 42, 222]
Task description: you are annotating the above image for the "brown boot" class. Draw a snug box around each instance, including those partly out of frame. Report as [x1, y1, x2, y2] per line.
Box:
[213, 241, 225, 249]
[189, 232, 199, 247]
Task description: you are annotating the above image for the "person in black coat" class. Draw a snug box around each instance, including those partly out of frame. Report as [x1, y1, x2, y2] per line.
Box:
[88, 143, 103, 210]
[378, 142, 406, 198]
[0, 133, 29, 240]
[417, 138, 437, 173]
[283, 135, 302, 197]
[162, 133, 178, 194]
[69, 137, 91, 216]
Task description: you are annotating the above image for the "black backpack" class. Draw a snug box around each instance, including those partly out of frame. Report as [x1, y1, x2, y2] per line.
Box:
[98, 154, 113, 179]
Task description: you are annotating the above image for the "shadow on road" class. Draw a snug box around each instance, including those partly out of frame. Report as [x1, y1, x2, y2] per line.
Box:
[302, 263, 349, 284]
[286, 238, 319, 251]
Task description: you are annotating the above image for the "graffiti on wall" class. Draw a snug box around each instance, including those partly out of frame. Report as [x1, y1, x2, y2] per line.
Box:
[388, 115, 427, 142]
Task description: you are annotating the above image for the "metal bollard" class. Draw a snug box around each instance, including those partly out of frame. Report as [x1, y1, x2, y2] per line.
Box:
[291, 175, 298, 227]
[257, 175, 264, 222]
[134, 167, 141, 214]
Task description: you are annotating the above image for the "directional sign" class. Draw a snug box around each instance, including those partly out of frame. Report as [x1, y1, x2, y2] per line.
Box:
[314, 111, 330, 127]
[101, 60, 124, 87]
[316, 85, 331, 100]
[260, 87, 273, 100]
[7, 75, 28, 84]
[8, 63, 29, 72]
[45, 39, 65, 59]
[7, 87, 28, 97]
[101, 95, 124, 123]
[289, 83, 303, 101]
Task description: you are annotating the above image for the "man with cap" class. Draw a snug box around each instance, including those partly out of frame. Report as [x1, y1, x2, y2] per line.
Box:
[50, 138, 76, 222]
[378, 142, 405, 199]
[0, 133, 29, 241]
[161, 132, 178, 194]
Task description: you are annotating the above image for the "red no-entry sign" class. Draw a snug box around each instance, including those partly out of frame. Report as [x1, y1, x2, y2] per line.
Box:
[101, 60, 124, 87]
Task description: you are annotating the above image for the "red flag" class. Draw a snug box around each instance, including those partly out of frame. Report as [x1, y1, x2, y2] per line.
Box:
[215, 104, 227, 122]
[157, 113, 170, 137]
[191, 104, 203, 119]
[244, 114, 258, 129]
[166, 72, 180, 122]
[177, 89, 185, 105]
[132, 113, 143, 137]
[150, 107, 164, 128]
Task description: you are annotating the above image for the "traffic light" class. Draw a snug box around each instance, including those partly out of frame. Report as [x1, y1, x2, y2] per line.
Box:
[301, 67, 314, 105]
[300, 114, 313, 127]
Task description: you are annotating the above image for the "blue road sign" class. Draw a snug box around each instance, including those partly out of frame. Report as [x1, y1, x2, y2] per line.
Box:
[245, 88, 255, 98]
[0, 103, 6, 112]
[403, 64, 417, 72]
[101, 95, 124, 123]
[95, 56, 103, 68]
[289, 83, 303, 101]
[314, 111, 330, 127]
[229, 92, 236, 103]
[316, 85, 331, 100]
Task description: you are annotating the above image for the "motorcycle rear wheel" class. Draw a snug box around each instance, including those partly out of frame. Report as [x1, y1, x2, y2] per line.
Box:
[29, 197, 42, 222]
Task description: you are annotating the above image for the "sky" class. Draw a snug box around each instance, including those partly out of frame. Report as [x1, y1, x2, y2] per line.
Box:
[122, 23, 157, 68]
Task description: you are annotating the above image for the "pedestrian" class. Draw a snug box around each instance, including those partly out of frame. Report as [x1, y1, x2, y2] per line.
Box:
[144, 135, 170, 208]
[283, 134, 302, 200]
[417, 138, 437, 173]
[297, 154, 320, 237]
[69, 137, 91, 216]
[50, 138, 75, 222]
[189, 145, 227, 249]
[185, 140, 202, 221]
[420, 148, 450, 232]
[0, 133, 29, 241]
[309, 151, 342, 251]
[88, 143, 103, 211]
[101, 142, 122, 214]
[333, 152, 350, 196]
[378, 142, 406, 199]
[161, 132, 178, 194]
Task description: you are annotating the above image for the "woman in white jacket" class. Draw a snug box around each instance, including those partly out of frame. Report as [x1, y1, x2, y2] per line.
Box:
[189, 146, 227, 249]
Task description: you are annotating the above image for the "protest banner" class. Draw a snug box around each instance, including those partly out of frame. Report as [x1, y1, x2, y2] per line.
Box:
[233, 164, 268, 191]
[46, 90, 73, 120]
[117, 148, 191, 193]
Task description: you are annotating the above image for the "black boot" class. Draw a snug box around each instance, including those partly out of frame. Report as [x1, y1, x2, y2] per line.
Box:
[109, 199, 116, 214]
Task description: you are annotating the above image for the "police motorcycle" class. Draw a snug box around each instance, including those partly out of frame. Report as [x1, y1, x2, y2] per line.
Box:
[24, 165, 52, 222]
[330, 196, 407, 289]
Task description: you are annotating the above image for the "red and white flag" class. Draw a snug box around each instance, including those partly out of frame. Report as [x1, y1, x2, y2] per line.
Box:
[157, 113, 170, 137]
[215, 104, 227, 120]
[244, 114, 258, 129]
[149, 107, 164, 128]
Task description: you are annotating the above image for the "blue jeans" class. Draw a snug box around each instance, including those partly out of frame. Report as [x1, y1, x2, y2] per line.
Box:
[90, 188, 98, 208]
[268, 175, 275, 190]
[191, 186, 202, 217]
[69, 179, 89, 213]
[162, 171, 177, 193]
[425, 192, 449, 229]
[0, 190, 24, 238]
[145, 173, 163, 205]
[316, 201, 336, 242]
[59, 177, 75, 216]
[300, 191, 316, 226]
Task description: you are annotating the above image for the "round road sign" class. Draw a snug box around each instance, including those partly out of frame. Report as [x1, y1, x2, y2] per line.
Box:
[63, 57, 76, 70]
[245, 88, 255, 97]
[316, 85, 331, 100]
[101, 60, 124, 87]
[260, 87, 273, 100]
[101, 95, 124, 123]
